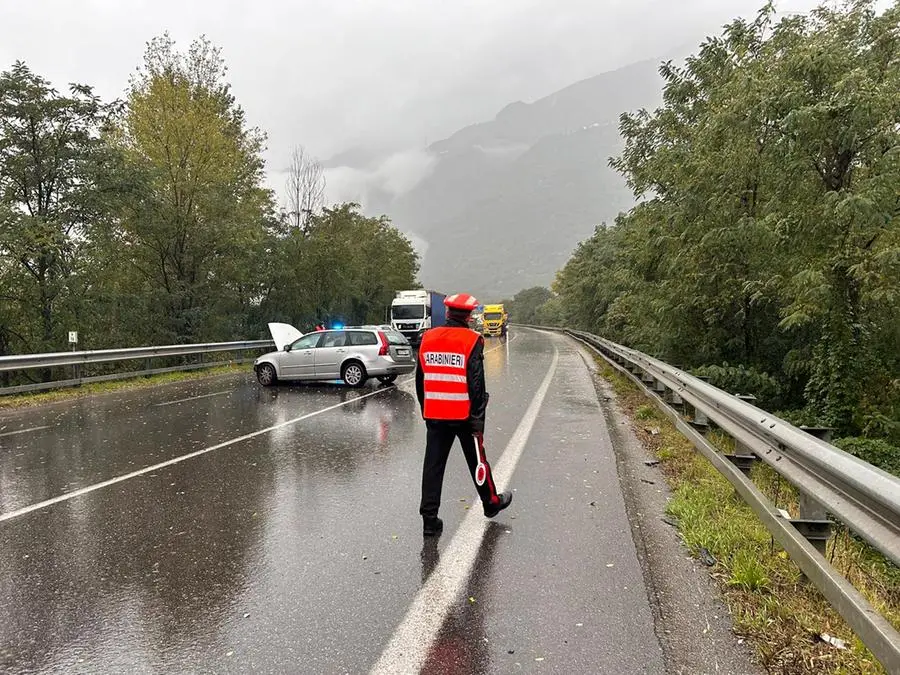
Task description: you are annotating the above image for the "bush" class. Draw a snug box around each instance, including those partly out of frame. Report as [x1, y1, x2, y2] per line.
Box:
[692, 363, 783, 410]
[834, 437, 900, 478]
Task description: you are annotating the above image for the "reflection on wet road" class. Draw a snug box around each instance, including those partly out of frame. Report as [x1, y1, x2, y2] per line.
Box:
[1, 330, 665, 673]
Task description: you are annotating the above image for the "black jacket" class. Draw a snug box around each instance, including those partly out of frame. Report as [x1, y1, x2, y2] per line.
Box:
[416, 318, 489, 432]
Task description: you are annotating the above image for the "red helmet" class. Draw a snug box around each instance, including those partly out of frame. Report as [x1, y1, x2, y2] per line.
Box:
[444, 293, 479, 312]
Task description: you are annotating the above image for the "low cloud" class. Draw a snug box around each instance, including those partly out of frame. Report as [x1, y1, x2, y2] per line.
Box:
[323, 148, 437, 204]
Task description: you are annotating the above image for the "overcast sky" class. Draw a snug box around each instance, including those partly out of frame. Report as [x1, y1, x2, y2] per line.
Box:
[1, 0, 830, 185]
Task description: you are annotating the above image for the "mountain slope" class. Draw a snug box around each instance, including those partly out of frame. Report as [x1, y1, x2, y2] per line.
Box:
[339, 58, 666, 298]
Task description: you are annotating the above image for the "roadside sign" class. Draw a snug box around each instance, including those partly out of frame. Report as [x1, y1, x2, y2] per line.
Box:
[68, 331, 78, 344]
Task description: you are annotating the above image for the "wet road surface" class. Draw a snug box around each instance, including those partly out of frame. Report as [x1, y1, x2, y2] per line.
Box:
[1, 330, 666, 673]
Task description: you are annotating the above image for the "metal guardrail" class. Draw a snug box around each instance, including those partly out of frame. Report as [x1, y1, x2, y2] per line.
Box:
[0, 340, 273, 396]
[521, 325, 900, 671]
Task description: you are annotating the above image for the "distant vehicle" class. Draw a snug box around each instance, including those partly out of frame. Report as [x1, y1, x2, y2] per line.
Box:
[481, 304, 508, 337]
[255, 323, 415, 388]
[390, 289, 447, 345]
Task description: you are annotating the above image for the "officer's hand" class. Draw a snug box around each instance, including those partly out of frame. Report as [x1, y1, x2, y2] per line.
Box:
[471, 419, 485, 434]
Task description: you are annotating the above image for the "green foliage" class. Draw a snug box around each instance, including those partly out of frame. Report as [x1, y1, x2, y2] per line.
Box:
[262, 203, 419, 329]
[835, 437, 900, 477]
[0, 62, 112, 359]
[543, 0, 900, 441]
[634, 404, 657, 420]
[728, 550, 770, 592]
[693, 364, 783, 410]
[0, 36, 420, 377]
[108, 34, 273, 342]
[506, 286, 553, 324]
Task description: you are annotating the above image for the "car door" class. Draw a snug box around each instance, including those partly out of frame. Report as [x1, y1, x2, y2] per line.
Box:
[314, 331, 348, 379]
[280, 333, 322, 379]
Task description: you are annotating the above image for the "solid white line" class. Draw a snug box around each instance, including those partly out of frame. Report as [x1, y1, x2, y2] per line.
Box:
[0, 425, 50, 439]
[0, 386, 393, 523]
[369, 346, 559, 674]
[153, 391, 231, 407]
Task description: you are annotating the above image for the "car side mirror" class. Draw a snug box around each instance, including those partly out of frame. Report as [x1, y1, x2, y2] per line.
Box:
[284, 345, 292, 352]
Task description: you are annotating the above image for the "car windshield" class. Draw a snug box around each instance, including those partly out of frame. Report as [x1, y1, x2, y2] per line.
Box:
[485, 312, 502, 320]
[386, 331, 409, 346]
[392, 304, 424, 320]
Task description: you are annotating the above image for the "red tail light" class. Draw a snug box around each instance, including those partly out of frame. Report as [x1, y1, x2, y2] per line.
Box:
[377, 331, 389, 356]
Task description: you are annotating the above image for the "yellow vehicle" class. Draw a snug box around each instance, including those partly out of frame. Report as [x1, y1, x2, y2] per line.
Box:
[481, 304, 508, 337]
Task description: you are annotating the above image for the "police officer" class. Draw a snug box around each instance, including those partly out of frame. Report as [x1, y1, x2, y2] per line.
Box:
[416, 293, 512, 536]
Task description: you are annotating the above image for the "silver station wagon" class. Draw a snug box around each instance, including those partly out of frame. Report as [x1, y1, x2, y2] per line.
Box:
[254, 323, 415, 388]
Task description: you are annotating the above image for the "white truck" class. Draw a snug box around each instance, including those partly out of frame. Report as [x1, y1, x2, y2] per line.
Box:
[390, 289, 447, 345]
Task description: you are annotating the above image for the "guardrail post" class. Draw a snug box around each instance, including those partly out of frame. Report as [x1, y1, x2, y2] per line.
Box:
[663, 365, 684, 406]
[734, 395, 758, 454]
[725, 454, 758, 476]
[800, 426, 834, 443]
[687, 375, 710, 428]
[725, 394, 760, 476]
[792, 426, 835, 555]
[789, 518, 832, 556]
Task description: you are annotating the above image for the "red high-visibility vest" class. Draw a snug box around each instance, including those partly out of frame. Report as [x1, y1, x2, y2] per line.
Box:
[419, 327, 481, 421]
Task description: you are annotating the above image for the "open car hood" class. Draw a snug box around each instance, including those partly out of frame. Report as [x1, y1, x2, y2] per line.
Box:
[267, 322, 304, 351]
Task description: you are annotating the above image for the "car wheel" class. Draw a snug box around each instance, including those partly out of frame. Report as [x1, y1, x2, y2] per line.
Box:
[256, 363, 277, 387]
[342, 361, 368, 388]
[377, 375, 398, 385]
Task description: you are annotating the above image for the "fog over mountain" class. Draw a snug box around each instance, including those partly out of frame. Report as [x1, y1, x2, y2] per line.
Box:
[323, 57, 667, 298]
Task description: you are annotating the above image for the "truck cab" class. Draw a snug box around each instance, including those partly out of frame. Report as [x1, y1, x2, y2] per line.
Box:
[390, 289, 447, 345]
[481, 304, 508, 337]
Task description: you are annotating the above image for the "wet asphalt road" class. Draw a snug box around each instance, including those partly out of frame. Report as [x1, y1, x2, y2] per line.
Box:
[0, 330, 665, 674]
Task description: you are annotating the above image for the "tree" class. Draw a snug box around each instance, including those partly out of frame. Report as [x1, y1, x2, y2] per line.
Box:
[551, 0, 900, 440]
[262, 203, 419, 329]
[284, 145, 325, 230]
[0, 62, 112, 354]
[110, 34, 274, 342]
[507, 287, 553, 324]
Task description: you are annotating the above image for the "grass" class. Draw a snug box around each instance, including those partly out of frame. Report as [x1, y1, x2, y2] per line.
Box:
[0, 363, 247, 409]
[593, 356, 900, 675]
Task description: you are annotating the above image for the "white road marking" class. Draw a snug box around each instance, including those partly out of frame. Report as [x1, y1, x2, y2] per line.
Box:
[0, 386, 394, 523]
[153, 391, 231, 407]
[0, 425, 50, 439]
[0, 333, 522, 523]
[370, 346, 559, 674]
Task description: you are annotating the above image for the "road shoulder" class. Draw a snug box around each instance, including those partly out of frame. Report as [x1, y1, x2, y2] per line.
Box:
[578, 345, 763, 675]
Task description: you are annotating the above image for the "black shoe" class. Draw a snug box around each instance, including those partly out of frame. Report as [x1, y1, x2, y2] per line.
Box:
[483, 491, 513, 518]
[423, 517, 443, 537]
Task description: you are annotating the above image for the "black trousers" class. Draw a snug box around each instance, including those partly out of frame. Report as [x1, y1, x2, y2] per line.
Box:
[420, 421, 500, 519]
